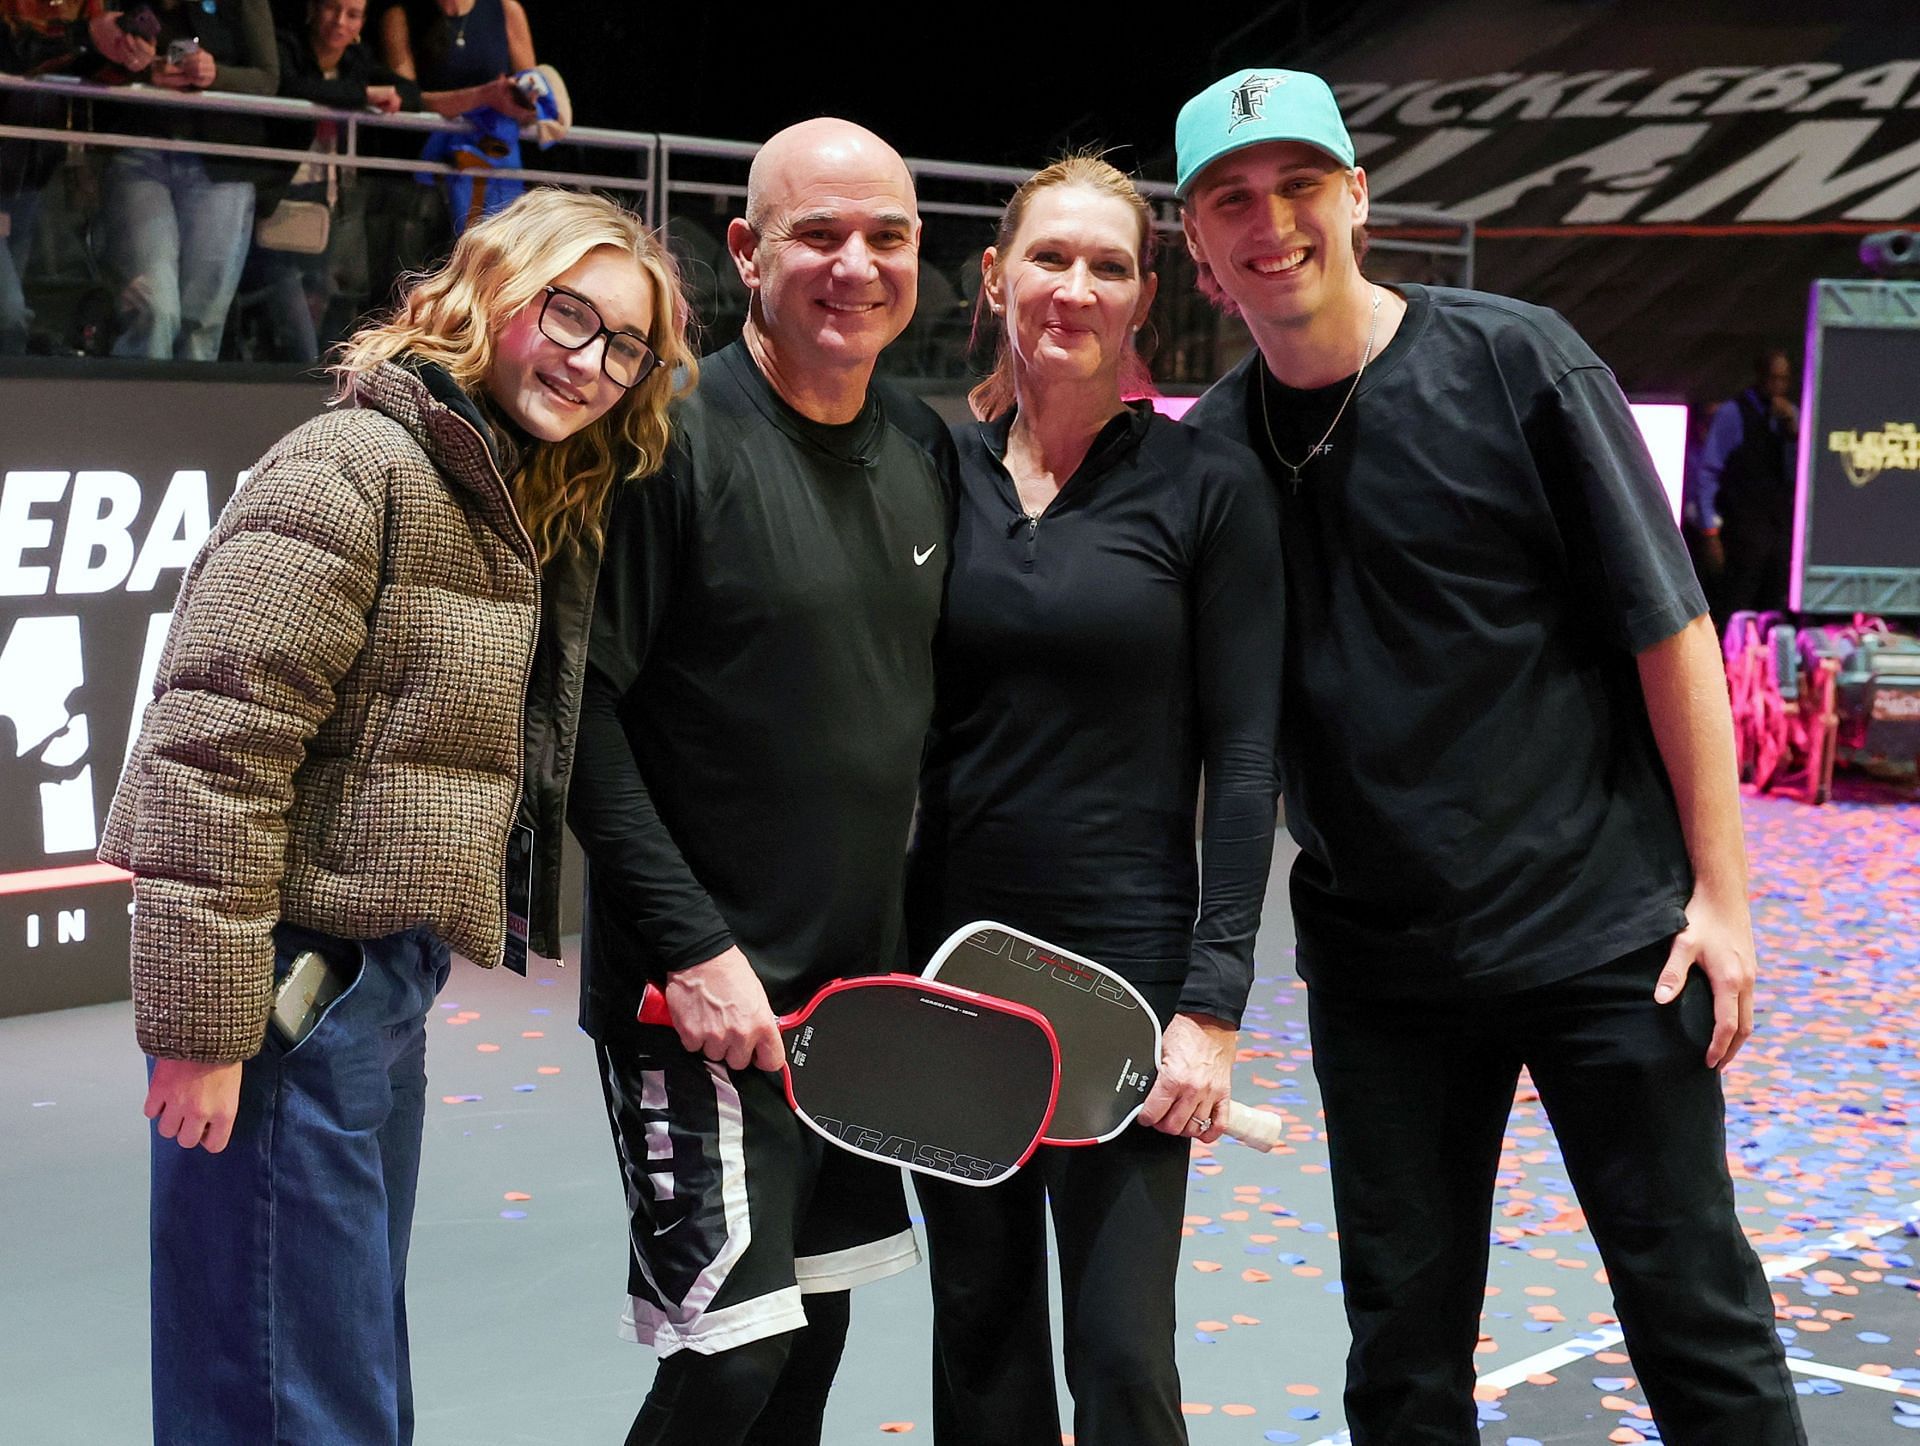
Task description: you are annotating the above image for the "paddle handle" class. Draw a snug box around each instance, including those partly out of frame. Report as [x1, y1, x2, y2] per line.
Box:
[1221, 1099, 1283, 1152]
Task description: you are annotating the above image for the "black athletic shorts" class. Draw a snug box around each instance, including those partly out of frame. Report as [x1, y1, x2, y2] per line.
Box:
[596, 1022, 920, 1356]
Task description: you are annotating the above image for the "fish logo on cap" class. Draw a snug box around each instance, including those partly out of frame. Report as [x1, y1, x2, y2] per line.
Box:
[1229, 73, 1287, 131]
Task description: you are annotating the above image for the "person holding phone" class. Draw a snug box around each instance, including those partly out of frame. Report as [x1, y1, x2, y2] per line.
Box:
[903, 153, 1285, 1444]
[102, 187, 697, 1445]
[94, 0, 278, 359]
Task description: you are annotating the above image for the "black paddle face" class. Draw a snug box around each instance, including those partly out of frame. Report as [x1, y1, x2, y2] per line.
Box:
[782, 979, 1059, 1187]
[924, 924, 1160, 1145]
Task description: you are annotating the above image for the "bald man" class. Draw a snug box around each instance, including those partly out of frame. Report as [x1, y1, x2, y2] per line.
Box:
[569, 119, 954, 1445]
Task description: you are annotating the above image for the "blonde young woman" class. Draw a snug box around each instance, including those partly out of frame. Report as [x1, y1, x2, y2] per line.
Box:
[905, 155, 1284, 1443]
[102, 187, 696, 1446]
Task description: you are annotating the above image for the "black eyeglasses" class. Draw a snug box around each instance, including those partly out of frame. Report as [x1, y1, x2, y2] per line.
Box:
[537, 286, 660, 389]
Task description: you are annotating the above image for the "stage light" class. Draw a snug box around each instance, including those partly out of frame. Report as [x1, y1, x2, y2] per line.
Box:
[1859, 230, 1920, 279]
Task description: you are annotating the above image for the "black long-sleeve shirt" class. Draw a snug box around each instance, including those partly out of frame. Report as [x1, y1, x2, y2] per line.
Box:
[569, 342, 955, 1037]
[906, 404, 1284, 1026]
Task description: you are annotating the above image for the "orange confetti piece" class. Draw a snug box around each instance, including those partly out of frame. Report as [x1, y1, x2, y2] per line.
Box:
[1608, 1430, 1646, 1444]
[1196, 1320, 1231, 1333]
[476, 1043, 500, 1053]
[1602, 1395, 1636, 1411]
[1241, 1268, 1271, 1283]
[1191, 1261, 1222, 1273]
[879, 1424, 914, 1434]
[1472, 1384, 1507, 1402]
[1231, 1314, 1261, 1325]
[1179, 1403, 1212, 1415]
[1526, 1372, 1559, 1386]
[1222, 1404, 1256, 1416]
[504, 1191, 531, 1202]
[521, 1030, 545, 1038]
[1284, 1384, 1319, 1397]
[537, 1066, 561, 1075]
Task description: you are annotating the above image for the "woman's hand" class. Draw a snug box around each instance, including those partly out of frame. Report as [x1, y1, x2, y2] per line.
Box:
[145, 1058, 244, 1153]
[151, 50, 217, 90]
[88, 13, 156, 72]
[364, 84, 402, 113]
[1137, 1011, 1238, 1143]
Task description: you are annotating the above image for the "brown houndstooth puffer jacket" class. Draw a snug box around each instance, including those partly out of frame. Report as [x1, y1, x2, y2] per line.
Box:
[102, 359, 601, 1062]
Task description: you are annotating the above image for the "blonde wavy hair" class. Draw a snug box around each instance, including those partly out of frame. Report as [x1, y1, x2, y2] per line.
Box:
[334, 188, 698, 563]
[969, 153, 1157, 422]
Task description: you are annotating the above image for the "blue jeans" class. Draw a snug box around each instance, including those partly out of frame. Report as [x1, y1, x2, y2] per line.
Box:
[149, 922, 452, 1446]
[105, 150, 254, 361]
[0, 185, 41, 354]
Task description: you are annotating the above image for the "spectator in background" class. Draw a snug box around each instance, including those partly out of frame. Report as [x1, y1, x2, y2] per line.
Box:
[0, 0, 150, 353]
[256, 0, 422, 360]
[369, 0, 534, 302]
[1698, 347, 1800, 621]
[101, 0, 278, 360]
[377, 0, 534, 119]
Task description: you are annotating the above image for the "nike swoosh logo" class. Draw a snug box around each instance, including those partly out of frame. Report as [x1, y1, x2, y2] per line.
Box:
[913, 545, 938, 566]
[653, 1216, 687, 1238]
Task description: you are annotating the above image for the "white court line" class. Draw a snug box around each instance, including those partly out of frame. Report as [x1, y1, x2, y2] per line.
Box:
[1302, 1202, 1920, 1446]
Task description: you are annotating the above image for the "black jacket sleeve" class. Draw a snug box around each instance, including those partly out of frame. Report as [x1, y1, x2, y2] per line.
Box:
[1178, 443, 1285, 1026]
[566, 455, 736, 990]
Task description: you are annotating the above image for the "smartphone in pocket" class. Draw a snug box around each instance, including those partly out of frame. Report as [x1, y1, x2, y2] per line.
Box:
[269, 949, 351, 1046]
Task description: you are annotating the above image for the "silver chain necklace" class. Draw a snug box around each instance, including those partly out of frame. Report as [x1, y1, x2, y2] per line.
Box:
[1258, 285, 1382, 490]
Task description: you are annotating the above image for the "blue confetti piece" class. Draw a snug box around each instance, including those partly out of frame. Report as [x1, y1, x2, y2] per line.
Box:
[1262, 1433, 1301, 1444]
[1593, 1376, 1633, 1391]
[1506, 1438, 1544, 1446]
[1859, 1331, 1892, 1343]
[1785, 1346, 1815, 1359]
[1793, 1381, 1816, 1396]
[1810, 1379, 1843, 1396]
[1194, 1332, 1216, 1343]
[1893, 1417, 1920, 1430]
[1288, 1406, 1320, 1421]
[513, 1084, 536, 1092]
[1894, 1398, 1920, 1415]
[1301, 1222, 1328, 1233]
[1524, 1322, 1554, 1332]
[529, 1007, 551, 1015]
[500, 1210, 526, 1220]
[1324, 1281, 1344, 1293]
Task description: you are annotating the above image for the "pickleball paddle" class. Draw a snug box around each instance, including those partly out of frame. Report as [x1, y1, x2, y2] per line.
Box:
[921, 921, 1283, 1151]
[638, 974, 1061, 1186]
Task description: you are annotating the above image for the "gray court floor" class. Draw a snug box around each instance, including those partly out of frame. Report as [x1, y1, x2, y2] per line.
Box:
[5, 797, 1918, 1444]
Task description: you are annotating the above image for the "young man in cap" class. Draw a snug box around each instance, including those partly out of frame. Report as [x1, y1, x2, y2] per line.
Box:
[1176, 68, 1805, 1446]
[569, 117, 952, 1445]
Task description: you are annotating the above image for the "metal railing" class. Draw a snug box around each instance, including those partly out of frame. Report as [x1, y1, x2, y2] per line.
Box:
[0, 72, 1472, 383]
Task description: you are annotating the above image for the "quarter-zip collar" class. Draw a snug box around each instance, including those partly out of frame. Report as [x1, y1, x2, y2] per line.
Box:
[978, 399, 1153, 526]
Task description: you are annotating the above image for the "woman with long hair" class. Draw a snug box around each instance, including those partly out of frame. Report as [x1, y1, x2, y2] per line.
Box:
[906, 155, 1285, 1442]
[103, 186, 696, 1445]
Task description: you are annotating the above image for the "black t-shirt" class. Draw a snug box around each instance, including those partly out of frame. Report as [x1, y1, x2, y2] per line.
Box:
[1184, 284, 1706, 1000]
[570, 341, 955, 1034]
[906, 405, 1284, 1026]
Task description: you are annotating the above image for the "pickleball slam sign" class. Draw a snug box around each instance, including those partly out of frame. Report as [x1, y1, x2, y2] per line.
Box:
[0, 374, 326, 1016]
[1793, 281, 1920, 610]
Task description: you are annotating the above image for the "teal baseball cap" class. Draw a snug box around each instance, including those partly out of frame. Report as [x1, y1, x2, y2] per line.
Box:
[1175, 68, 1355, 196]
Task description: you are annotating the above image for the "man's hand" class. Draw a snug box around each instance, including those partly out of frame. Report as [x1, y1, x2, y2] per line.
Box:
[1137, 1011, 1237, 1143]
[1654, 888, 1757, 1070]
[1770, 394, 1800, 433]
[662, 946, 785, 1072]
[1699, 531, 1725, 579]
[145, 1058, 244, 1153]
[365, 84, 402, 113]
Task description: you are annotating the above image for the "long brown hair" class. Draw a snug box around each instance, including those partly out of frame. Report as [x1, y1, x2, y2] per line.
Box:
[333, 189, 698, 564]
[968, 153, 1157, 422]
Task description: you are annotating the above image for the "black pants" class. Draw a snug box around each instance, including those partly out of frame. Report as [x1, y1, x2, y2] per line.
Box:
[1718, 514, 1793, 620]
[1309, 939, 1805, 1446]
[916, 980, 1192, 1446]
